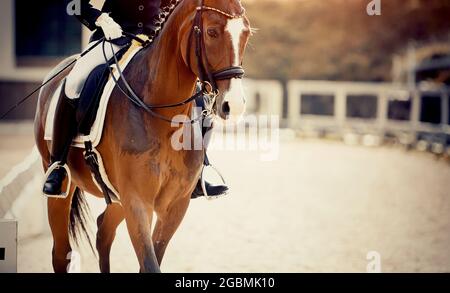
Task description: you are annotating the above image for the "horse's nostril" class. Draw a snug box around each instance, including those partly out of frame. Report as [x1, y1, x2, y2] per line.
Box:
[222, 102, 231, 115]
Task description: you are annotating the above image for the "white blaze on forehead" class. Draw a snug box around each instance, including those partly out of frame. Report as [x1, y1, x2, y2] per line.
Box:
[223, 18, 247, 121]
[225, 18, 246, 66]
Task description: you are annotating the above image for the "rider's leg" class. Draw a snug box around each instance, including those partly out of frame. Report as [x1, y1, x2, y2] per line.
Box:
[191, 112, 229, 199]
[43, 42, 123, 196]
[66, 42, 123, 100]
[43, 79, 79, 196]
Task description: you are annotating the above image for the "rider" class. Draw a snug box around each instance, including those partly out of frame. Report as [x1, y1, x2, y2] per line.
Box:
[43, 0, 229, 199]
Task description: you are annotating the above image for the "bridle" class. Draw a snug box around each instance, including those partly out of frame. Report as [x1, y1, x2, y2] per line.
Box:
[105, 0, 247, 124]
[187, 1, 246, 96]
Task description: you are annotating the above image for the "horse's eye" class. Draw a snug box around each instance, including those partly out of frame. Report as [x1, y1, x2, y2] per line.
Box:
[207, 28, 219, 38]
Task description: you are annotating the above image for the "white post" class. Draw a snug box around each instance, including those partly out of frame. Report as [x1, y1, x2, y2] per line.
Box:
[287, 81, 301, 128]
[441, 91, 449, 127]
[335, 88, 347, 129]
[410, 89, 421, 136]
[377, 92, 389, 133]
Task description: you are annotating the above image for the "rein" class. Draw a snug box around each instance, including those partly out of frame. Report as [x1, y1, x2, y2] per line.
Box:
[103, 40, 204, 124]
[104, 0, 246, 124]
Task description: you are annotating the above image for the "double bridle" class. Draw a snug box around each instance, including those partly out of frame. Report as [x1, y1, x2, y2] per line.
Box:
[187, 1, 246, 96]
[105, 0, 246, 123]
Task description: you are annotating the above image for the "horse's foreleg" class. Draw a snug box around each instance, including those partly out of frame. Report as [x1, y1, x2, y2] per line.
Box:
[123, 197, 160, 273]
[48, 185, 76, 273]
[153, 196, 190, 265]
[96, 203, 124, 273]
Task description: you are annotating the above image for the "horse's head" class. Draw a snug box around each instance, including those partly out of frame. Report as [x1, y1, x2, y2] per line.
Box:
[179, 0, 251, 122]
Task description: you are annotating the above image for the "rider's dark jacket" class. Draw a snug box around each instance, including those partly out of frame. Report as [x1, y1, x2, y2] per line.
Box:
[75, 0, 162, 45]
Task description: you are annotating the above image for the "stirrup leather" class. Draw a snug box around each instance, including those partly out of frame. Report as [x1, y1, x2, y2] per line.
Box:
[200, 164, 227, 200]
[43, 161, 72, 199]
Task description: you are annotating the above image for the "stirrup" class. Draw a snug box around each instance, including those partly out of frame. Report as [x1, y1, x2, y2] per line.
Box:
[200, 164, 227, 201]
[43, 161, 72, 199]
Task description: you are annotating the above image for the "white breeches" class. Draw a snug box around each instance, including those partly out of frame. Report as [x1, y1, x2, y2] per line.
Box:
[65, 41, 123, 99]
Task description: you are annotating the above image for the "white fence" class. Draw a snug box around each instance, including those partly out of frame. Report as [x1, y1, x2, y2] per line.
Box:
[243, 79, 284, 117]
[288, 81, 450, 136]
[244, 79, 450, 146]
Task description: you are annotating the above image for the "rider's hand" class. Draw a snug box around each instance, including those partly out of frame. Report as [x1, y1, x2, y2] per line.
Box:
[95, 13, 123, 40]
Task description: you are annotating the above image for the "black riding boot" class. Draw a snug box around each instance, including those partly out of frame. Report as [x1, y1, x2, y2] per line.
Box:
[191, 180, 229, 199]
[190, 147, 229, 199]
[43, 80, 79, 197]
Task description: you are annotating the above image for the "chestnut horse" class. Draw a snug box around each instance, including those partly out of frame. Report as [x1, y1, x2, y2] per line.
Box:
[34, 0, 251, 273]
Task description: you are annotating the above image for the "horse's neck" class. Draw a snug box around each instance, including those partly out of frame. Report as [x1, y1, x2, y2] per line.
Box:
[130, 16, 197, 114]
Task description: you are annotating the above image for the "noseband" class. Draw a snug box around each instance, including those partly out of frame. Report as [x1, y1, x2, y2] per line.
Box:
[188, 1, 246, 95]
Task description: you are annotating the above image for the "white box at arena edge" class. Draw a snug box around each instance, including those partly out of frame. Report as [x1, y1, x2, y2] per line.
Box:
[0, 219, 18, 273]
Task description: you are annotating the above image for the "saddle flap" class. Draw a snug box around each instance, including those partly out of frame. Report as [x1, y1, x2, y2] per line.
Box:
[77, 64, 111, 136]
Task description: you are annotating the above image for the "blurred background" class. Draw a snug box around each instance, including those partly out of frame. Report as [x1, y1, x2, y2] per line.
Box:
[0, 0, 449, 273]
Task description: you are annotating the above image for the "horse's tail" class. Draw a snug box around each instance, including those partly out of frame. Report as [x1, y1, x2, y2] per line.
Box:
[69, 187, 95, 253]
